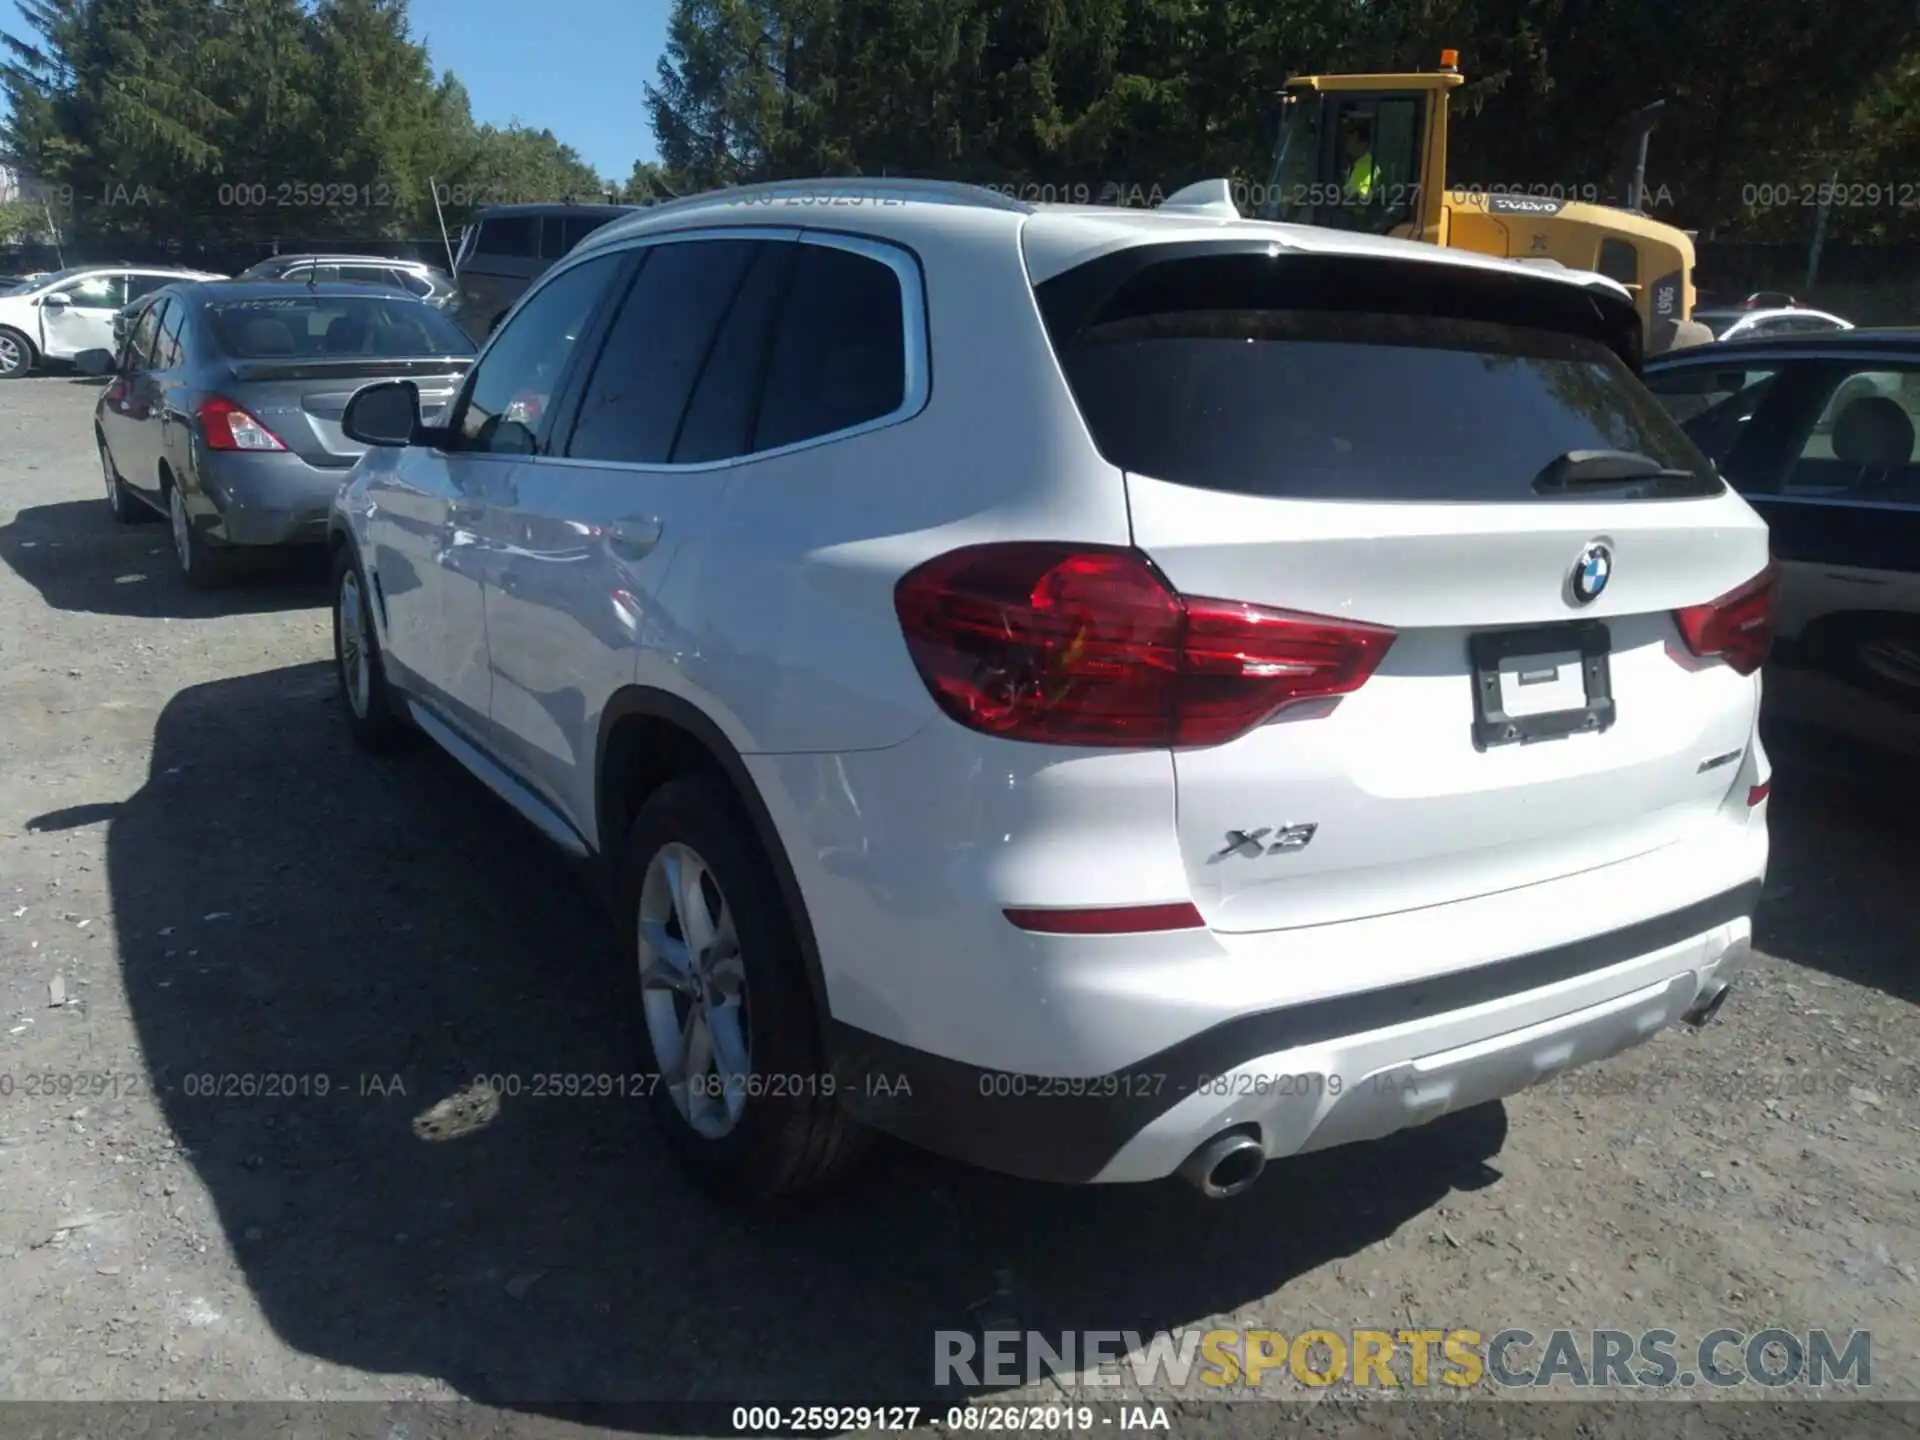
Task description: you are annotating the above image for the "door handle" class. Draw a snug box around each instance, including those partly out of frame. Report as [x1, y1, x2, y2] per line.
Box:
[606, 517, 663, 558]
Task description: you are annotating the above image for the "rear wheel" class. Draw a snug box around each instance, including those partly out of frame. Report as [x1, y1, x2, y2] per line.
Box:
[1834, 618, 1920, 708]
[99, 435, 140, 524]
[0, 327, 33, 378]
[618, 776, 869, 1201]
[168, 483, 228, 587]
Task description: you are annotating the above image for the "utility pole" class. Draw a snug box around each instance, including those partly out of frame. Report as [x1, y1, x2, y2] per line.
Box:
[1806, 164, 1839, 293]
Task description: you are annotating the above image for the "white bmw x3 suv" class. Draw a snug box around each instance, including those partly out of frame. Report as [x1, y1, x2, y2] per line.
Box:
[328, 176, 1775, 1202]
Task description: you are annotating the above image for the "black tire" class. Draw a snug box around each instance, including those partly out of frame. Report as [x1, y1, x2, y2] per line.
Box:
[0, 326, 33, 379]
[617, 775, 870, 1201]
[98, 434, 142, 525]
[331, 544, 413, 749]
[1830, 617, 1920, 710]
[166, 481, 228, 587]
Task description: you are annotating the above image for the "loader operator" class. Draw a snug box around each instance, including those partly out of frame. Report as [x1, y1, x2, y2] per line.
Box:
[1342, 115, 1378, 208]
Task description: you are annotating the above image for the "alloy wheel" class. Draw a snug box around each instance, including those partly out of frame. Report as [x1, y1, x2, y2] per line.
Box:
[169, 488, 191, 572]
[637, 841, 751, 1140]
[1861, 637, 1920, 692]
[337, 569, 372, 720]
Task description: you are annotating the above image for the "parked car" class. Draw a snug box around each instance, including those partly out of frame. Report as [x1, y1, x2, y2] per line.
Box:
[330, 177, 1772, 1203]
[1693, 305, 1853, 344]
[0, 264, 225, 377]
[236, 253, 457, 310]
[449, 201, 630, 342]
[85, 280, 474, 585]
[1645, 330, 1920, 775]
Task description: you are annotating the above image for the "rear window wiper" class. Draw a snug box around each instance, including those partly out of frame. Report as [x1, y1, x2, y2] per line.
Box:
[1532, 449, 1707, 495]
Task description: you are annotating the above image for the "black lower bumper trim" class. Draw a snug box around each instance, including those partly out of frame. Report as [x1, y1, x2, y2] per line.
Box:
[830, 881, 1760, 1183]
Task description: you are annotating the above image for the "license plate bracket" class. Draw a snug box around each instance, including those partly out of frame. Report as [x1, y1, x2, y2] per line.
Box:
[1469, 620, 1615, 750]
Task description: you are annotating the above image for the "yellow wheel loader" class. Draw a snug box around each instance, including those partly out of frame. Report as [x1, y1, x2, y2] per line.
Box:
[1254, 52, 1700, 351]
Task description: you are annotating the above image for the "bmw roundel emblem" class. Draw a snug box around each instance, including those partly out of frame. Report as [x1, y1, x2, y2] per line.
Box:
[1571, 542, 1612, 605]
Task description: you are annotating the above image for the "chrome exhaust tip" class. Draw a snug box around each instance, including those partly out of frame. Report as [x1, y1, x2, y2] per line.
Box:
[1178, 1132, 1266, 1199]
[1683, 980, 1734, 1029]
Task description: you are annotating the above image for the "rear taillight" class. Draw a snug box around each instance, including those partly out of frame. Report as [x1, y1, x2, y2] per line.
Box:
[1673, 562, 1778, 677]
[892, 543, 1397, 748]
[198, 395, 287, 452]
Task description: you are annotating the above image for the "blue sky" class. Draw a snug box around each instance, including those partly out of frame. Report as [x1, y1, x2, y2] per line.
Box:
[0, 0, 669, 181]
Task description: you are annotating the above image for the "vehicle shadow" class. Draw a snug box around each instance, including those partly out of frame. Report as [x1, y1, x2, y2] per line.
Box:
[1753, 732, 1920, 1007]
[94, 661, 1511, 1418]
[0, 500, 329, 618]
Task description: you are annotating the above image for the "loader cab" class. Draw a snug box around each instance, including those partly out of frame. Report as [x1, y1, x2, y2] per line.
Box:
[1259, 64, 1460, 243]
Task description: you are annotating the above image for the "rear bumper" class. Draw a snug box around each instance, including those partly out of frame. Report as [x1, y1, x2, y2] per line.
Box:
[831, 885, 1757, 1183]
[193, 449, 352, 547]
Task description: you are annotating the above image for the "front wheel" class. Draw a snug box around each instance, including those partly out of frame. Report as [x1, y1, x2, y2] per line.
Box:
[332, 545, 412, 749]
[100, 437, 140, 524]
[618, 776, 869, 1201]
[0, 327, 33, 378]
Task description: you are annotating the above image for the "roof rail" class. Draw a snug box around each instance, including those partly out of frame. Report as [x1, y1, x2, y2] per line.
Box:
[618, 176, 1034, 226]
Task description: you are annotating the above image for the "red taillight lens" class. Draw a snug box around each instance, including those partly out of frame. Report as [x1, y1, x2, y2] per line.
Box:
[198, 395, 287, 452]
[892, 543, 1396, 748]
[1747, 780, 1771, 807]
[1673, 562, 1779, 677]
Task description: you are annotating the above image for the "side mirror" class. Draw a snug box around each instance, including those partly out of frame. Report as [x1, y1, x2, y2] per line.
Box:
[74, 349, 117, 377]
[40, 291, 70, 309]
[343, 380, 423, 447]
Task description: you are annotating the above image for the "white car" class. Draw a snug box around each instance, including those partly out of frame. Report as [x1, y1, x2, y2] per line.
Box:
[1694, 305, 1853, 344]
[327, 177, 1775, 1202]
[0, 264, 225, 377]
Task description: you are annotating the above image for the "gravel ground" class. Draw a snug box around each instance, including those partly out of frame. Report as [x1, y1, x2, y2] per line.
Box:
[0, 376, 1915, 1433]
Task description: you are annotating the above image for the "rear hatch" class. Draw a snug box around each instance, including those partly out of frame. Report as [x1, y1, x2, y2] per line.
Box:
[1032, 242, 1773, 933]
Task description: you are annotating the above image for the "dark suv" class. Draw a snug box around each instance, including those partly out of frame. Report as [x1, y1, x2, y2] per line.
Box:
[450, 202, 631, 342]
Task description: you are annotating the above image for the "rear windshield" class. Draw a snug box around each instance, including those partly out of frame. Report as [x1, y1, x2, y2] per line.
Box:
[1044, 254, 1721, 502]
[204, 295, 473, 360]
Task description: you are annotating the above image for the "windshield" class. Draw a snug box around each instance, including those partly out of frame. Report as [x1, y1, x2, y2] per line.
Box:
[204, 295, 475, 360]
[1259, 95, 1320, 222]
[11, 265, 103, 293]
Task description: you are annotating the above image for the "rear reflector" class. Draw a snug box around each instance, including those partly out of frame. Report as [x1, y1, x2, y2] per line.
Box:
[894, 543, 1396, 748]
[1673, 562, 1778, 676]
[1748, 780, 1771, 807]
[1004, 902, 1207, 934]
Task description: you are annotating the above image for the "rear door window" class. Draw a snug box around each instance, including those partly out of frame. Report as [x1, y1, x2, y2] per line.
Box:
[565, 239, 759, 464]
[672, 241, 797, 464]
[1039, 250, 1717, 502]
[1788, 364, 1920, 500]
